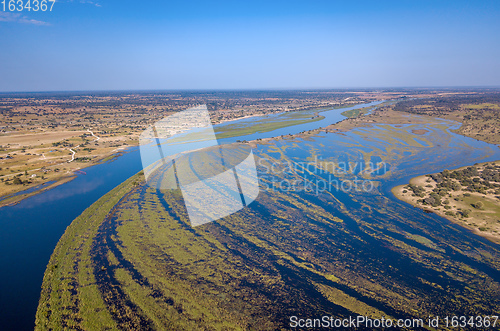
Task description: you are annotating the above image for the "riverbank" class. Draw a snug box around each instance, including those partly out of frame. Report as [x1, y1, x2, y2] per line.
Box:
[0, 147, 129, 208]
[392, 161, 500, 245]
[0, 124, 136, 208]
[0, 175, 76, 207]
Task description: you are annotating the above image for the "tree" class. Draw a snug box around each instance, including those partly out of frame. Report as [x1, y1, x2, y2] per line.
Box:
[13, 177, 22, 185]
[472, 201, 484, 210]
[424, 196, 435, 206]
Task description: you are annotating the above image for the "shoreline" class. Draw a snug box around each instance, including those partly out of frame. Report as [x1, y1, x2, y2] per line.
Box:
[391, 161, 500, 245]
[0, 147, 130, 208]
[0, 175, 77, 207]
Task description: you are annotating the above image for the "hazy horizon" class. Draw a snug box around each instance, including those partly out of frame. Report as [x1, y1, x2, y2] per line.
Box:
[2, 86, 500, 95]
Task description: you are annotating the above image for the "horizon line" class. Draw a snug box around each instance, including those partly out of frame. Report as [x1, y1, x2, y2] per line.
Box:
[1, 85, 500, 95]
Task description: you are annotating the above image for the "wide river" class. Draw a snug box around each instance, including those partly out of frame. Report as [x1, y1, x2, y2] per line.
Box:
[1, 100, 499, 330]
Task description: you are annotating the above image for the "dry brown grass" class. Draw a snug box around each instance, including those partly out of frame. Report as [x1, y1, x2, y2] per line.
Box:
[1, 131, 86, 146]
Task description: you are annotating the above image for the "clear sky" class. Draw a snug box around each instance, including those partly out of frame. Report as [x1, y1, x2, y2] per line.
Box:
[1, 0, 499, 92]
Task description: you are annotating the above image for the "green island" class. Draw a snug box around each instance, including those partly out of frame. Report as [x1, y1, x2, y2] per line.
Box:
[340, 105, 376, 118]
[37, 169, 398, 330]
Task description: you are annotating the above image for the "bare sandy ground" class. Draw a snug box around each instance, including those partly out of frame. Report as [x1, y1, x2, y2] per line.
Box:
[1, 130, 87, 146]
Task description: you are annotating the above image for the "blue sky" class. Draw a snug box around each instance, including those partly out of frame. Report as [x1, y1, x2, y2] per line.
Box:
[0, 0, 499, 91]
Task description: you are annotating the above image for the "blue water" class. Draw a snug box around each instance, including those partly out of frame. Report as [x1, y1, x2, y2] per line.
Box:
[249, 126, 500, 320]
[253, 121, 500, 262]
[0, 149, 142, 331]
[217, 101, 384, 143]
[0, 181, 56, 202]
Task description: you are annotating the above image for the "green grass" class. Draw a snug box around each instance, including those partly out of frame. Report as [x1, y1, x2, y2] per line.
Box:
[215, 116, 325, 139]
[100, 153, 120, 163]
[462, 103, 500, 110]
[341, 106, 374, 118]
[462, 195, 500, 219]
[35, 174, 141, 330]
